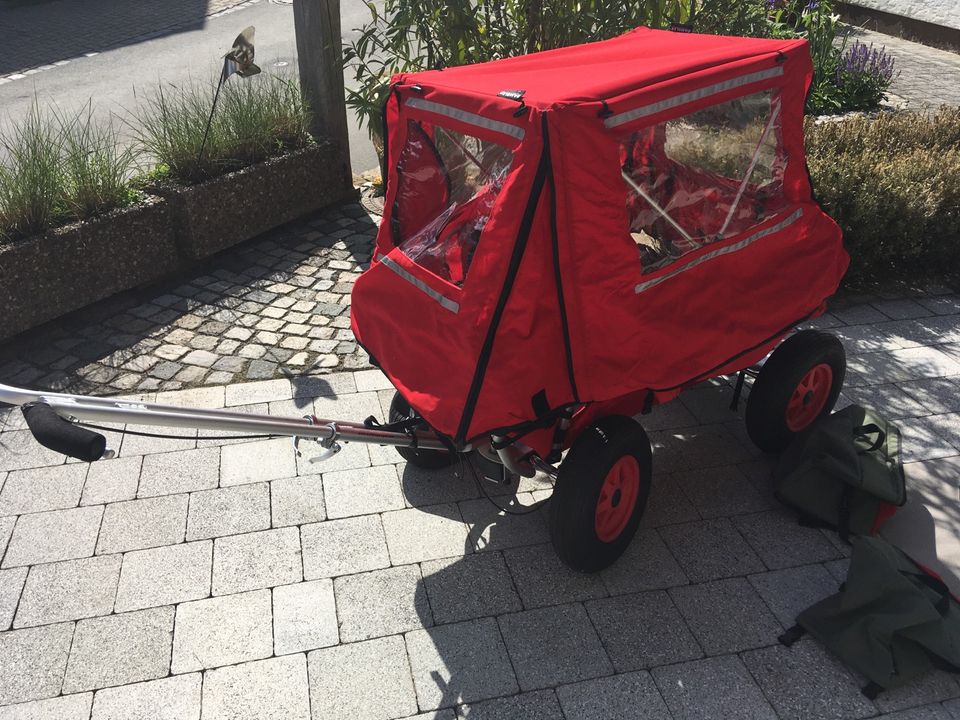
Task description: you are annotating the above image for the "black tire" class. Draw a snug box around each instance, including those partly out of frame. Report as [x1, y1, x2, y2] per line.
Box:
[549, 416, 653, 573]
[745, 330, 846, 454]
[389, 391, 457, 470]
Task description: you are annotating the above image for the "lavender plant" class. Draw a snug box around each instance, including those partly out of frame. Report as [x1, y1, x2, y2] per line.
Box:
[834, 41, 896, 111]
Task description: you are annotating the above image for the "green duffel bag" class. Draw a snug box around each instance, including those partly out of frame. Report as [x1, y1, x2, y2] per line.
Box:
[773, 404, 906, 540]
[779, 536, 960, 697]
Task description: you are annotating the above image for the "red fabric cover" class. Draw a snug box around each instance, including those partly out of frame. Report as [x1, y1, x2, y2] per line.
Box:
[351, 27, 849, 455]
[401, 27, 802, 107]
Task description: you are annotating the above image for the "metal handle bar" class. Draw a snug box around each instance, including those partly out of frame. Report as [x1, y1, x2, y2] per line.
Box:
[0, 382, 450, 454]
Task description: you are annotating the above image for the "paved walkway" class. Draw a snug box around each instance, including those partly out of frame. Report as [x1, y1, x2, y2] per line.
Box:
[0, 298, 959, 719]
[0, 0, 257, 78]
[0, 203, 377, 396]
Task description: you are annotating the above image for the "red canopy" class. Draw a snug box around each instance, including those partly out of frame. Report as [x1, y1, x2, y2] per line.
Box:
[405, 27, 808, 106]
[351, 27, 848, 454]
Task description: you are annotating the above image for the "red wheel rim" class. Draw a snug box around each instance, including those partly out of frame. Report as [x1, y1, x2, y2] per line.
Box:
[594, 456, 641, 543]
[785, 363, 834, 432]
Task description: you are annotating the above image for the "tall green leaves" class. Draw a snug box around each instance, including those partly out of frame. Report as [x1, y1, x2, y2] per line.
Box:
[59, 104, 138, 221]
[0, 101, 63, 239]
[0, 101, 137, 241]
[135, 74, 312, 184]
[343, 0, 896, 135]
[343, 0, 724, 139]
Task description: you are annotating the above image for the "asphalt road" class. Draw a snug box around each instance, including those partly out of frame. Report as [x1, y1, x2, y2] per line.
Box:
[0, 0, 380, 175]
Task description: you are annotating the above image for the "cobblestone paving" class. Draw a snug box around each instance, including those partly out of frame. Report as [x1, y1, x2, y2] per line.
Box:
[0, 0, 257, 78]
[845, 27, 960, 110]
[0, 202, 377, 396]
[0, 297, 959, 719]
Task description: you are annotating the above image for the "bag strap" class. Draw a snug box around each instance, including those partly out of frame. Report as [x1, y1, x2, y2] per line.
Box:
[778, 624, 806, 646]
[913, 570, 953, 616]
[854, 423, 886, 454]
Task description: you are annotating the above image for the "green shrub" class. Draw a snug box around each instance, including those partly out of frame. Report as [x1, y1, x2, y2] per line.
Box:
[0, 102, 138, 241]
[805, 108, 960, 281]
[344, 0, 894, 136]
[135, 74, 311, 185]
[343, 0, 772, 139]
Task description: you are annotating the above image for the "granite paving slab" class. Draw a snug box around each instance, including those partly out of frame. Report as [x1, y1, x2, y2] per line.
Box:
[0, 293, 958, 719]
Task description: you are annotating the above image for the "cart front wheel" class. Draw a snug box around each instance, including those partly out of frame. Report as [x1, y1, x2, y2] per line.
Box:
[549, 416, 652, 573]
[745, 330, 845, 453]
[389, 391, 457, 470]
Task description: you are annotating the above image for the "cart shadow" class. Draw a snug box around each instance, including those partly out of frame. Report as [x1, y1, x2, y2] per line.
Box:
[396, 340, 960, 711]
[882, 456, 960, 595]
[401, 462, 551, 714]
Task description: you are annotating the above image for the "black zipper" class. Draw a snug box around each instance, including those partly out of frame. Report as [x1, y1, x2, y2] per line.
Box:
[454, 119, 551, 445]
[545, 114, 579, 402]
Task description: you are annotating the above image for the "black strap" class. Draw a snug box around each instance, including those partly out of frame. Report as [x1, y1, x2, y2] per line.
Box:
[854, 423, 886, 453]
[778, 624, 806, 647]
[913, 570, 954, 616]
[363, 415, 419, 433]
[545, 122, 579, 404]
[531, 389, 550, 419]
[641, 390, 654, 415]
[363, 414, 424, 448]
[454, 118, 551, 445]
[485, 402, 581, 448]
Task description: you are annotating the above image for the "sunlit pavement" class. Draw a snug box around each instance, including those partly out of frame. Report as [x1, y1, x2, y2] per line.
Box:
[1, 289, 959, 719]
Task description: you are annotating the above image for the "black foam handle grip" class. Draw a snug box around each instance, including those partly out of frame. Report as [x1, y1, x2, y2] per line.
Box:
[21, 403, 106, 462]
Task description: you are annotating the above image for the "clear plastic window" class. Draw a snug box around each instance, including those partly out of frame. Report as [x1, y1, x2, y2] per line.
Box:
[619, 90, 788, 274]
[393, 120, 512, 286]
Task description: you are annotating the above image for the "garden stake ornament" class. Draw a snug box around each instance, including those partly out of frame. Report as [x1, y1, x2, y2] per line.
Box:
[196, 26, 262, 173]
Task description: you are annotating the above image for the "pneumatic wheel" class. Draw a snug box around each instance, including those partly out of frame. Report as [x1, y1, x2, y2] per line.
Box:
[745, 330, 846, 453]
[389, 391, 457, 470]
[549, 416, 652, 573]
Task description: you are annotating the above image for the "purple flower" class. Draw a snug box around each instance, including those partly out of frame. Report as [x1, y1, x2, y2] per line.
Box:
[805, 1, 819, 10]
[836, 40, 896, 85]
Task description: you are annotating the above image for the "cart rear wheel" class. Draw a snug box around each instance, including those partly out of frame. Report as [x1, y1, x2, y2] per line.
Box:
[745, 330, 845, 453]
[389, 391, 457, 469]
[549, 416, 652, 573]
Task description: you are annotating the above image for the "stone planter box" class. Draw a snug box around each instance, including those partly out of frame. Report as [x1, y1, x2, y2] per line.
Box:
[157, 141, 357, 260]
[0, 197, 180, 341]
[0, 141, 355, 341]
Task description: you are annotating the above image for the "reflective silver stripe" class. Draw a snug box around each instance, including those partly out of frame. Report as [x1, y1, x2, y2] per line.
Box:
[604, 66, 784, 129]
[406, 97, 525, 140]
[381, 255, 460, 313]
[634, 208, 803, 294]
